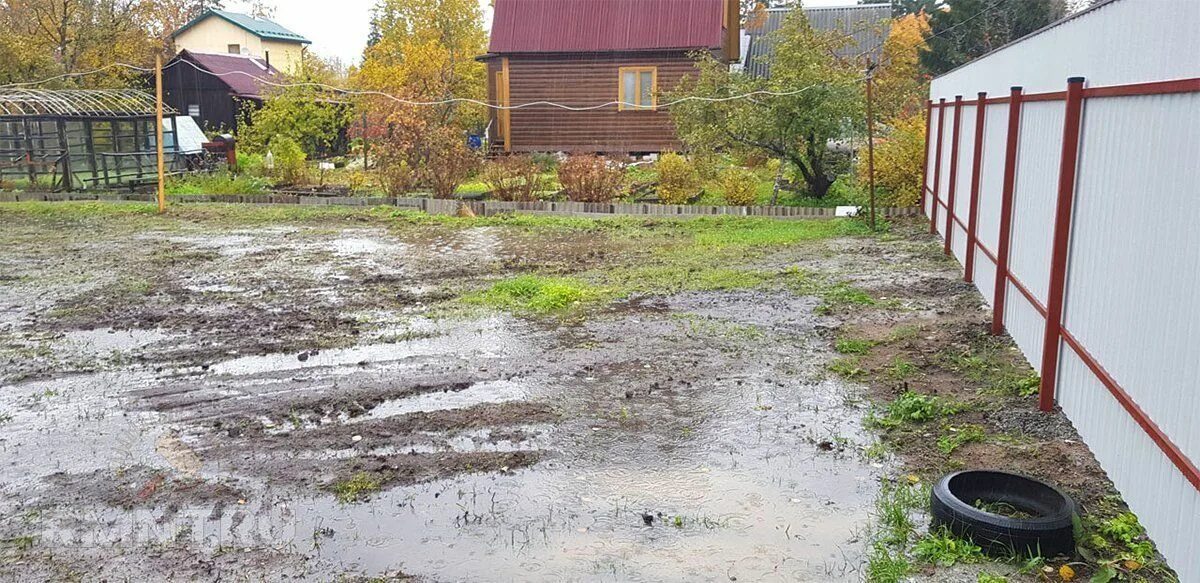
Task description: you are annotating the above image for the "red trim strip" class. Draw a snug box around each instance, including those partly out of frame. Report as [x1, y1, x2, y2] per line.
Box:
[1021, 91, 1067, 102]
[930, 98, 946, 235]
[1008, 274, 1048, 317]
[992, 87, 1024, 336]
[1061, 329, 1200, 491]
[1083, 77, 1200, 98]
[944, 96, 964, 256]
[964, 91, 988, 283]
[1039, 77, 1086, 413]
[952, 214, 968, 232]
[976, 242, 998, 264]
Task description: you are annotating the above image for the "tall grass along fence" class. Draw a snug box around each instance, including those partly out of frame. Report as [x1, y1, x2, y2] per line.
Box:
[0, 191, 920, 221]
[920, 0, 1200, 577]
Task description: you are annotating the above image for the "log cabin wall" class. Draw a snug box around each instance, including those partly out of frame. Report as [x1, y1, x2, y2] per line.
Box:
[487, 51, 708, 154]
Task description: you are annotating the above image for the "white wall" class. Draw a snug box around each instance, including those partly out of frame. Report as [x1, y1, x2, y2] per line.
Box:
[922, 1, 1200, 580]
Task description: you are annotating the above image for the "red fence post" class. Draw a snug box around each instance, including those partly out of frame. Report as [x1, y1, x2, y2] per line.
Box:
[964, 91, 988, 283]
[930, 98, 946, 234]
[944, 95, 964, 255]
[1038, 77, 1087, 412]
[991, 87, 1024, 336]
[919, 99, 933, 214]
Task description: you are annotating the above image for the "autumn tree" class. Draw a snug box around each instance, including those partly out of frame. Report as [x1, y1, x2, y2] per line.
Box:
[670, 10, 862, 197]
[353, 0, 487, 197]
[873, 11, 931, 121]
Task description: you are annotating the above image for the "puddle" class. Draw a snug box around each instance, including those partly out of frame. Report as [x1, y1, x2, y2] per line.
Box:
[63, 328, 170, 354]
[357, 379, 527, 420]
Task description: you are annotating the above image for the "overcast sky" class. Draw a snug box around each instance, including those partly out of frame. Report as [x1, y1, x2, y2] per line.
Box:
[225, 0, 859, 66]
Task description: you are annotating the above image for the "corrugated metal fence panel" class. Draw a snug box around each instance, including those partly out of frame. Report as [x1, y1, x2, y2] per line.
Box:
[972, 248, 996, 308]
[1058, 348, 1200, 581]
[1066, 92, 1200, 467]
[924, 109, 941, 217]
[1003, 280, 1045, 368]
[935, 107, 955, 235]
[975, 103, 1009, 253]
[950, 223, 969, 266]
[1007, 100, 1062, 305]
[952, 104, 977, 222]
[929, 0, 1200, 98]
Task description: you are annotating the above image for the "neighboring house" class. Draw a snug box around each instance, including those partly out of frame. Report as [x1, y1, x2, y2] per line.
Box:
[171, 10, 311, 75]
[479, 0, 740, 154]
[743, 4, 891, 78]
[162, 50, 282, 133]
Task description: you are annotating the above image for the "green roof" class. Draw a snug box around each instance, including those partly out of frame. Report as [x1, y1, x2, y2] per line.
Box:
[171, 10, 311, 44]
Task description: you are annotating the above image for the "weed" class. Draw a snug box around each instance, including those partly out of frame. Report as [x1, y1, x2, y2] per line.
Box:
[937, 424, 986, 454]
[885, 356, 917, 381]
[864, 441, 889, 461]
[914, 527, 985, 567]
[888, 324, 922, 342]
[874, 479, 928, 546]
[828, 356, 866, 379]
[870, 391, 959, 428]
[976, 572, 1008, 583]
[331, 472, 384, 504]
[835, 338, 875, 355]
[866, 543, 910, 583]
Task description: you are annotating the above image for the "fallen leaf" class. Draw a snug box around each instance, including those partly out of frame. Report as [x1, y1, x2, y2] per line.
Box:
[1060, 563, 1080, 583]
[1123, 560, 1142, 571]
[1058, 564, 1075, 581]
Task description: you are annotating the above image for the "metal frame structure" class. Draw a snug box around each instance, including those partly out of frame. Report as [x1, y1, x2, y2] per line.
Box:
[0, 89, 183, 191]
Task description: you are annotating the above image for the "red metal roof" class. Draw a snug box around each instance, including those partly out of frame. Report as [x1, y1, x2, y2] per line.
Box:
[488, 0, 725, 54]
[180, 50, 282, 99]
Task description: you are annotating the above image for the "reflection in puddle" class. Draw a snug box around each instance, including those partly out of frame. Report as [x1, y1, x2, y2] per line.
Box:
[358, 380, 527, 420]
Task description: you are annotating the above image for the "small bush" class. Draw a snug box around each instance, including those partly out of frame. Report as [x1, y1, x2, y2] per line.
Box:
[656, 152, 699, 205]
[267, 136, 308, 184]
[376, 150, 416, 196]
[720, 166, 758, 206]
[857, 113, 925, 207]
[481, 155, 545, 202]
[870, 391, 959, 428]
[425, 131, 480, 199]
[558, 154, 625, 202]
[914, 528, 985, 567]
[690, 149, 722, 182]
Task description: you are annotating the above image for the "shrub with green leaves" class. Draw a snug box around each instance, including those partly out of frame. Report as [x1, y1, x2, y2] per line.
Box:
[655, 153, 699, 205]
[267, 136, 308, 184]
[719, 166, 758, 206]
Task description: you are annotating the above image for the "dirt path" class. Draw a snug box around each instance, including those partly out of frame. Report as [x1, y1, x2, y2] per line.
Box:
[0, 203, 1174, 582]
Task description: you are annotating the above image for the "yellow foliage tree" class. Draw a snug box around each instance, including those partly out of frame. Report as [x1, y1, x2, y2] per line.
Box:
[857, 113, 926, 207]
[873, 12, 931, 121]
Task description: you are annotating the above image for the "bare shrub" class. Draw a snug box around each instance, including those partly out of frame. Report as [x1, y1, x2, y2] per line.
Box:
[557, 154, 625, 203]
[481, 155, 545, 201]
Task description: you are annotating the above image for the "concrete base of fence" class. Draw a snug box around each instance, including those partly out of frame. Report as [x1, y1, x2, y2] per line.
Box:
[0, 192, 922, 221]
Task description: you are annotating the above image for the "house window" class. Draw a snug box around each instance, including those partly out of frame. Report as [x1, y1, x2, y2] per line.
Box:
[187, 104, 201, 118]
[227, 44, 241, 54]
[618, 67, 657, 111]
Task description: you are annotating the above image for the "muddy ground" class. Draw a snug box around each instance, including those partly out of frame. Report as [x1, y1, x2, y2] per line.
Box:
[0, 203, 1173, 582]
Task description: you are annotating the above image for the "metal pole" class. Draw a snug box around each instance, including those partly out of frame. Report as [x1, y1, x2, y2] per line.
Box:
[362, 112, 369, 169]
[865, 62, 877, 231]
[155, 54, 166, 213]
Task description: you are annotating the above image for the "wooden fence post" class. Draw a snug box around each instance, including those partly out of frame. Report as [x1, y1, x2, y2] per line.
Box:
[930, 98, 946, 234]
[991, 87, 1024, 336]
[964, 91, 987, 282]
[1038, 77, 1087, 412]
[944, 95, 964, 256]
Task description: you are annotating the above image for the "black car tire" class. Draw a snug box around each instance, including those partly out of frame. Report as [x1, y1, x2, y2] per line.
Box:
[930, 470, 1076, 557]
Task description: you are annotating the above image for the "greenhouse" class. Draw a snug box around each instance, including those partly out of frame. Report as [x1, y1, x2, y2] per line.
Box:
[0, 88, 186, 190]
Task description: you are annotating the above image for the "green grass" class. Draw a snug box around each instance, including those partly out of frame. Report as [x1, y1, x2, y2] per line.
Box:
[166, 172, 273, 195]
[937, 424, 987, 454]
[464, 275, 599, 314]
[828, 356, 866, 379]
[835, 338, 875, 355]
[331, 472, 384, 504]
[866, 543, 911, 583]
[885, 356, 918, 381]
[875, 480, 928, 546]
[914, 527, 985, 567]
[976, 573, 1009, 583]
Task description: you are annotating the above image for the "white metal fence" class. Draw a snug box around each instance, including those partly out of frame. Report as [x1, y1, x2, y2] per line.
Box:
[921, 0, 1200, 579]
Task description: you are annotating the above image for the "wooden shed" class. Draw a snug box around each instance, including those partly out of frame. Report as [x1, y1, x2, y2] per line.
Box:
[162, 50, 283, 134]
[480, 0, 740, 154]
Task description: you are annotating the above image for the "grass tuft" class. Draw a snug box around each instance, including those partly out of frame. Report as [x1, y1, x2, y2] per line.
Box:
[466, 275, 599, 314]
[331, 472, 384, 504]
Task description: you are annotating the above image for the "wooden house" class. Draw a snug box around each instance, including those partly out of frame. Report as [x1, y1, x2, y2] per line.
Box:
[161, 50, 283, 134]
[479, 0, 740, 154]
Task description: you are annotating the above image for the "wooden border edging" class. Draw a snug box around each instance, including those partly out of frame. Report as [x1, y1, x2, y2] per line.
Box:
[0, 193, 923, 221]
